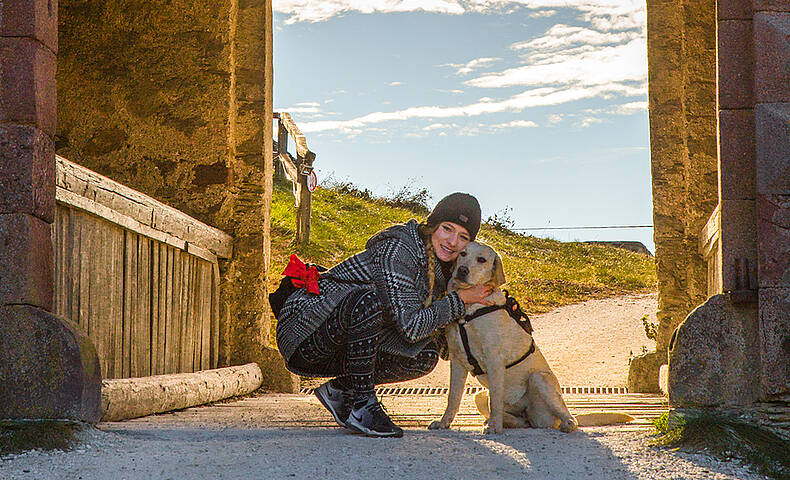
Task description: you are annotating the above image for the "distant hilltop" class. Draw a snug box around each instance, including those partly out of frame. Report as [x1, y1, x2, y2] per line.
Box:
[584, 241, 653, 257]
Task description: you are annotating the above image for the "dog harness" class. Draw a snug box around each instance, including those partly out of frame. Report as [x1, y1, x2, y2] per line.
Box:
[457, 290, 536, 377]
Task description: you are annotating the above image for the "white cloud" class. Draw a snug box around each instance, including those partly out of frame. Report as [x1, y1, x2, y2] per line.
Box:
[528, 9, 557, 18]
[423, 123, 455, 131]
[609, 100, 648, 115]
[441, 57, 502, 75]
[300, 83, 642, 133]
[273, 0, 464, 23]
[274, 0, 645, 30]
[467, 38, 646, 90]
[493, 119, 538, 128]
[510, 24, 639, 51]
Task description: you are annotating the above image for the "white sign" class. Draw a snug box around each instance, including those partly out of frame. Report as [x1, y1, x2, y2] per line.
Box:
[307, 171, 318, 192]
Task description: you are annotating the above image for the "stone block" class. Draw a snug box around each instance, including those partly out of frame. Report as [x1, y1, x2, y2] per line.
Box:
[718, 20, 755, 109]
[0, 0, 58, 52]
[0, 38, 56, 136]
[757, 194, 790, 287]
[627, 350, 666, 393]
[754, 0, 790, 12]
[754, 13, 790, 102]
[720, 0, 754, 18]
[258, 347, 299, 393]
[668, 293, 762, 407]
[755, 103, 790, 194]
[759, 287, 790, 396]
[719, 109, 756, 200]
[0, 125, 55, 222]
[0, 305, 101, 422]
[0, 214, 54, 310]
[720, 199, 758, 291]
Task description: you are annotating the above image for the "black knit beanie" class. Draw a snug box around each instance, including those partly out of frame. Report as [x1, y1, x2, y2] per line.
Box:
[426, 192, 481, 240]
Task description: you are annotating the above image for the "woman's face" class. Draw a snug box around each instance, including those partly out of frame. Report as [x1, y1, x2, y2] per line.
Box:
[431, 222, 471, 262]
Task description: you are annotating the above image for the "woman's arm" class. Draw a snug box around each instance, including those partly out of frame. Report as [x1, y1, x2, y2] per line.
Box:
[369, 238, 466, 343]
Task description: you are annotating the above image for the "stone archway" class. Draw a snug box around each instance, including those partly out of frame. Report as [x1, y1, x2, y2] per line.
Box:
[633, 0, 789, 422]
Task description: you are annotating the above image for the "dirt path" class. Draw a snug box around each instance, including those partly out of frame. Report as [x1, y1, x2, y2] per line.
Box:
[402, 293, 658, 389]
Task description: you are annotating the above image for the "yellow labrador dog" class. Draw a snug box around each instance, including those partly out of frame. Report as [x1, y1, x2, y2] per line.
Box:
[429, 241, 633, 434]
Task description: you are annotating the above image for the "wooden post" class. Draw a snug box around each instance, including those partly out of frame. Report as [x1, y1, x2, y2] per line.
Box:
[296, 157, 311, 245]
[276, 120, 287, 178]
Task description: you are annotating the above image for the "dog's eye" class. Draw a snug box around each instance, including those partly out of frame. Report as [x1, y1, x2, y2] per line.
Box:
[477, 257, 487, 263]
[460, 251, 467, 257]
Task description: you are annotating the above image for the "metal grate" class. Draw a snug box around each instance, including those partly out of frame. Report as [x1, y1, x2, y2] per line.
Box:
[299, 385, 628, 396]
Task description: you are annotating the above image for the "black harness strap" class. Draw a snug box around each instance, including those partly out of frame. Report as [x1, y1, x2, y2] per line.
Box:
[458, 291, 536, 377]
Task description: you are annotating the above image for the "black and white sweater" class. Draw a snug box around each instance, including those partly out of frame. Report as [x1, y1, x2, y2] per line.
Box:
[276, 219, 466, 362]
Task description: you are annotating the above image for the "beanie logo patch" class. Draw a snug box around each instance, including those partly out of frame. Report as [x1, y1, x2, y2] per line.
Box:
[459, 214, 469, 223]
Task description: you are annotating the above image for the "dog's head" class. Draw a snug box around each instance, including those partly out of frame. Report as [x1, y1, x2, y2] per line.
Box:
[449, 241, 506, 290]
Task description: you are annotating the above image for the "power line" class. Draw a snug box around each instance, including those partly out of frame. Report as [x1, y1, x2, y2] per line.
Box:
[511, 225, 653, 231]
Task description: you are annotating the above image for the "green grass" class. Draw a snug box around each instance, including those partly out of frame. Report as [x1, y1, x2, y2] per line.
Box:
[0, 420, 86, 455]
[652, 410, 790, 480]
[271, 177, 657, 315]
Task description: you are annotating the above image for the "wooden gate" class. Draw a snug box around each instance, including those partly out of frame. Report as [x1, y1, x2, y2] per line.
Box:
[53, 156, 233, 379]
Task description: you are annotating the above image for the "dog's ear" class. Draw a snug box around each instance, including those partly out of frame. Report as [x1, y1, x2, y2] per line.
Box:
[489, 251, 506, 287]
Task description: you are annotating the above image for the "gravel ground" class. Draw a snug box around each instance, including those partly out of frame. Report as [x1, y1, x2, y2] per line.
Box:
[0, 424, 764, 480]
[0, 293, 766, 480]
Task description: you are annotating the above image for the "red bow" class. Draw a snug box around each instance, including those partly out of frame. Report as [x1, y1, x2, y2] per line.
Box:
[282, 254, 321, 294]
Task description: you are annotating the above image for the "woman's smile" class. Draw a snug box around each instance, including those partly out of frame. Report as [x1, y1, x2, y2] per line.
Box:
[431, 221, 471, 262]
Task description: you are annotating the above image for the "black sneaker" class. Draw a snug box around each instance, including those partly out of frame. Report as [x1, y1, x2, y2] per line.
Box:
[345, 396, 404, 438]
[314, 380, 352, 428]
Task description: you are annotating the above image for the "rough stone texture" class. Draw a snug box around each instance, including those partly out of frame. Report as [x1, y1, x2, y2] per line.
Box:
[759, 287, 790, 395]
[755, 103, 790, 195]
[0, 213, 54, 310]
[754, 0, 790, 11]
[754, 13, 790, 102]
[669, 294, 762, 407]
[0, 305, 102, 422]
[0, 37, 56, 136]
[720, 199, 758, 291]
[101, 363, 263, 421]
[0, 0, 58, 52]
[258, 347, 299, 393]
[57, 0, 286, 390]
[720, 0, 753, 18]
[645, 0, 719, 355]
[757, 194, 790, 288]
[0, 125, 55, 222]
[717, 20, 754, 109]
[718, 110, 756, 201]
[627, 351, 666, 394]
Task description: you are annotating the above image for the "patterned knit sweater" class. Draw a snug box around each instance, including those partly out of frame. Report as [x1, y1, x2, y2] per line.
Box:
[276, 220, 466, 362]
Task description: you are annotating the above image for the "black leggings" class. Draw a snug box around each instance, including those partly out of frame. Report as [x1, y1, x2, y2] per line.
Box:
[288, 288, 439, 400]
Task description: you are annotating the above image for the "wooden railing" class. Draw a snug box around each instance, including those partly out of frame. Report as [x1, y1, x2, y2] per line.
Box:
[274, 112, 316, 245]
[54, 155, 233, 380]
[699, 203, 722, 296]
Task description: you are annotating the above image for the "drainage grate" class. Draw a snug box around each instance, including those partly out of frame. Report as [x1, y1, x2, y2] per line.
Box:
[299, 385, 628, 396]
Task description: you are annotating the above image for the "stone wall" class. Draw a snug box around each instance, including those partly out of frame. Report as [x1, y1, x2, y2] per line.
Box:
[629, 0, 719, 392]
[56, 0, 295, 390]
[647, 0, 719, 353]
[1, 0, 102, 421]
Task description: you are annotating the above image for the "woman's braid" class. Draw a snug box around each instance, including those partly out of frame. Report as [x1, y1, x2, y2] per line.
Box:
[419, 223, 438, 308]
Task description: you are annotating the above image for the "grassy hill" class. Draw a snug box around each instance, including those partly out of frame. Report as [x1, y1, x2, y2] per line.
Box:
[270, 178, 656, 316]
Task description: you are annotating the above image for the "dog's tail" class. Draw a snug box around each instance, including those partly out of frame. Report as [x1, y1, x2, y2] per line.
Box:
[574, 412, 635, 427]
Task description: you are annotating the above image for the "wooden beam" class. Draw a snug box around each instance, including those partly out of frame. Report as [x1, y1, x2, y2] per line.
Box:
[56, 155, 233, 259]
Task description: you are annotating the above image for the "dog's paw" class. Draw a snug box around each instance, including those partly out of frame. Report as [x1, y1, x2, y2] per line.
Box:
[559, 417, 578, 433]
[482, 424, 503, 435]
[428, 420, 449, 430]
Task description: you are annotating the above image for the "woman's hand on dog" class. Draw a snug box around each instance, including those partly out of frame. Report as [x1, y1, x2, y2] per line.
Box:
[457, 285, 494, 305]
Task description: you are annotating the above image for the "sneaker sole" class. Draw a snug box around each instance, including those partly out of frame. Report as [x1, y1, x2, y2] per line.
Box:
[345, 418, 404, 438]
[314, 387, 348, 428]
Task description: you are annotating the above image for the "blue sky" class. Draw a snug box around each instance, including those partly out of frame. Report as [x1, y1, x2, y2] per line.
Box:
[272, 0, 654, 252]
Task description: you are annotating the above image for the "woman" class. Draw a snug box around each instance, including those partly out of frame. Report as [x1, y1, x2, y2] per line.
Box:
[276, 192, 493, 437]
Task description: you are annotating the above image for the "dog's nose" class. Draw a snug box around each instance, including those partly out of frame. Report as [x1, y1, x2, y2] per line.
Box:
[457, 265, 469, 279]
